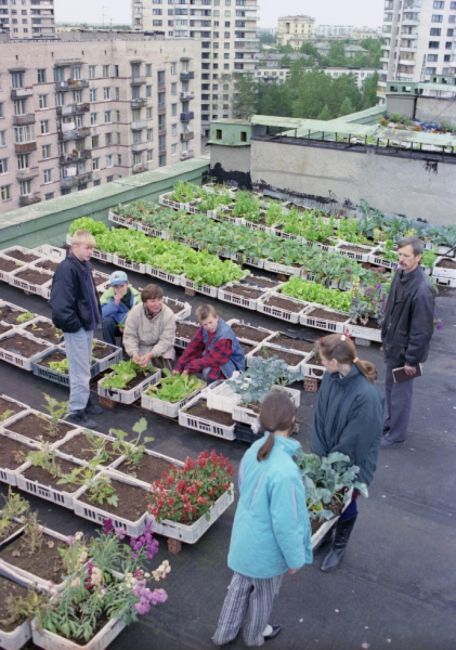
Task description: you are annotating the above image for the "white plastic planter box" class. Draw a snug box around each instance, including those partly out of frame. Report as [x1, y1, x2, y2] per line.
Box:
[432, 257, 456, 280]
[0, 300, 34, 326]
[15, 458, 82, 510]
[158, 191, 189, 212]
[204, 378, 241, 414]
[263, 260, 303, 277]
[136, 221, 170, 240]
[0, 431, 41, 487]
[343, 321, 382, 343]
[367, 249, 397, 270]
[0, 618, 31, 650]
[32, 244, 66, 261]
[231, 252, 265, 270]
[233, 386, 300, 428]
[0, 330, 53, 371]
[226, 319, 274, 345]
[149, 485, 234, 544]
[433, 274, 456, 288]
[174, 321, 198, 349]
[97, 367, 161, 404]
[141, 383, 204, 418]
[0, 254, 23, 283]
[8, 265, 53, 298]
[112, 253, 146, 275]
[146, 265, 183, 287]
[164, 296, 192, 321]
[300, 304, 350, 335]
[110, 448, 183, 490]
[217, 283, 265, 311]
[0, 393, 29, 427]
[1, 246, 41, 264]
[73, 471, 150, 537]
[334, 241, 376, 263]
[257, 292, 310, 324]
[91, 341, 123, 375]
[246, 342, 309, 373]
[31, 615, 126, 650]
[108, 210, 139, 230]
[178, 394, 236, 442]
[181, 276, 219, 298]
[52, 429, 125, 472]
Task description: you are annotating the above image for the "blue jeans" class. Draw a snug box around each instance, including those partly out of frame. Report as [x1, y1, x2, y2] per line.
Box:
[64, 328, 93, 412]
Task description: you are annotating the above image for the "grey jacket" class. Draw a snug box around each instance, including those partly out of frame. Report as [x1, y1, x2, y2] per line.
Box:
[381, 266, 435, 367]
[123, 303, 176, 360]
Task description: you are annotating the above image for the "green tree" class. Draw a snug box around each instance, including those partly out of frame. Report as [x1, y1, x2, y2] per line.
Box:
[259, 31, 276, 46]
[232, 74, 258, 119]
[339, 96, 355, 116]
[361, 72, 379, 108]
[326, 41, 348, 67]
[318, 104, 333, 120]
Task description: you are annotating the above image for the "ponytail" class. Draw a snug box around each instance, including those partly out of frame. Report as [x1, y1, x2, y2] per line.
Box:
[353, 357, 377, 383]
[256, 390, 297, 462]
[257, 431, 275, 462]
[318, 334, 378, 384]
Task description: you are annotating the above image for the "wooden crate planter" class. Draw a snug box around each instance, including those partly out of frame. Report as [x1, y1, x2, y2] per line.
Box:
[97, 367, 161, 404]
[149, 485, 234, 544]
[178, 394, 236, 441]
[31, 615, 126, 650]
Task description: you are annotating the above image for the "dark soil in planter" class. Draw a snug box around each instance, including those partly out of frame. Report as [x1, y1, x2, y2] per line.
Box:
[22, 457, 82, 492]
[79, 478, 149, 521]
[351, 317, 380, 329]
[117, 453, 176, 483]
[176, 322, 198, 339]
[224, 285, 264, 299]
[13, 269, 52, 285]
[183, 399, 234, 426]
[0, 530, 67, 584]
[35, 259, 58, 272]
[0, 332, 49, 357]
[102, 370, 150, 391]
[0, 257, 21, 272]
[231, 323, 271, 343]
[4, 249, 40, 263]
[253, 346, 304, 366]
[264, 295, 304, 312]
[57, 432, 122, 464]
[436, 258, 456, 269]
[92, 341, 115, 359]
[0, 434, 36, 470]
[240, 342, 255, 355]
[0, 396, 25, 420]
[310, 499, 344, 534]
[6, 412, 73, 443]
[39, 349, 68, 370]
[268, 334, 314, 353]
[23, 320, 63, 344]
[167, 300, 184, 314]
[338, 244, 371, 254]
[93, 273, 108, 286]
[0, 322, 12, 336]
[0, 575, 29, 632]
[0, 520, 24, 549]
[308, 308, 348, 322]
[241, 275, 278, 289]
[0, 305, 29, 325]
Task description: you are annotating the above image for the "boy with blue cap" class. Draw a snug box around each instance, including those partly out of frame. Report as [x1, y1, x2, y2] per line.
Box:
[100, 270, 140, 345]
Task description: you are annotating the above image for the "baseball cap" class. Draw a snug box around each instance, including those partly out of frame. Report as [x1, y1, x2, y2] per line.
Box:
[110, 270, 128, 286]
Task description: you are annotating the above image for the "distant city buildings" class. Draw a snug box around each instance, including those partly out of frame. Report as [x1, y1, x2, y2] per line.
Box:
[0, 32, 200, 213]
[277, 15, 315, 48]
[132, 0, 259, 137]
[315, 25, 381, 40]
[0, 0, 55, 38]
[380, 0, 456, 95]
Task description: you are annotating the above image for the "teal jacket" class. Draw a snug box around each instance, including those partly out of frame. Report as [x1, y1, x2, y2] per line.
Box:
[228, 435, 313, 579]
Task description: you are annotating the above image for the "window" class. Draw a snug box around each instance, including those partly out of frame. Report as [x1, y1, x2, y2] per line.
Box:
[430, 27, 441, 35]
[427, 53, 438, 61]
[13, 99, 26, 115]
[216, 129, 222, 140]
[146, 63, 152, 76]
[11, 71, 24, 89]
[105, 132, 112, 145]
[90, 112, 98, 126]
[72, 65, 81, 80]
[0, 158, 8, 174]
[146, 84, 152, 97]
[38, 94, 48, 109]
[0, 103, 3, 118]
[114, 65, 119, 78]
[106, 154, 113, 167]
[117, 154, 122, 166]
[43, 168, 52, 184]
[115, 87, 120, 101]
[55, 92, 65, 107]
[106, 175, 114, 182]
[93, 179, 101, 186]
[40, 119, 49, 134]
[42, 144, 51, 159]
[14, 125, 34, 143]
[171, 123, 177, 136]
[45, 192, 54, 200]
[146, 107, 152, 119]
[171, 143, 177, 155]
[433, 0, 444, 6]
[240, 131, 247, 142]
[0, 131, 6, 146]
[19, 179, 31, 196]
[102, 65, 109, 78]
[89, 65, 96, 79]
[451, 0, 456, 7]
[92, 157, 99, 171]
[147, 149, 153, 161]
[90, 88, 97, 102]
[147, 128, 153, 141]
[431, 14, 443, 22]
[104, 110, 112, 123]
[103, 87, 110, 100]
[171, 103, 177, 116]
[17, 153, 28, 169]
[1, 185, 11, 201]
[428, 40, 440, 48]
[170, 62, 177, 74]
[171, 82, 177, 95]
[92, 135, 99, 148]
[37, 68, 46, 83]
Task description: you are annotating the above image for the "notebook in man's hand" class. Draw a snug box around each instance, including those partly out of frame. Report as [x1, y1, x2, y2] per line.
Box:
[392, 364, 422, 383]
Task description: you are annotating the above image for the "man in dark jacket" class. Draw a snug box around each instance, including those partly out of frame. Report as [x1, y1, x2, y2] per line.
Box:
[49, 229, 103, 427]
[381, 236, 435, 447]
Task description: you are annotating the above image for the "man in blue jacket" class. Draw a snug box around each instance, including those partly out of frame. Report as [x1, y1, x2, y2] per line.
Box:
[49, 229, 103, 427]
[100, 270, 140, 345]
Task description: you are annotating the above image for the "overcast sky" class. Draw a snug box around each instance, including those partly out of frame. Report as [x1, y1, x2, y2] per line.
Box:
[54, 0, 384, 29]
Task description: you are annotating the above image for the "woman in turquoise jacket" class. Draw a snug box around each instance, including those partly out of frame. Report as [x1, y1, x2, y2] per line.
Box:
[213, 391, 313, 647]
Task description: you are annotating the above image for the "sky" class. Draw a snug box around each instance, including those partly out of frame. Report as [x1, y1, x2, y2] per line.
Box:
[54, 0, 384, 29]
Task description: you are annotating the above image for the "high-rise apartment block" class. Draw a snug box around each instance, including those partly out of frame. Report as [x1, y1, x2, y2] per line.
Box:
[132, 0, 259, 136]
[380, 0, 456, 94]
[0, 0, 55, 38]
[0, 32, 200, 213]
[277, 15, 315, 48]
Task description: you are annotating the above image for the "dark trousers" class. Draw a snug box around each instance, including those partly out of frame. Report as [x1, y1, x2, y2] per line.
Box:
[384, 361, 414, 442]
[102, 315, 121, 346]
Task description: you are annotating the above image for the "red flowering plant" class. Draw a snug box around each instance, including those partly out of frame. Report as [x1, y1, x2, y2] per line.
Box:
[147, 450, 234, 524]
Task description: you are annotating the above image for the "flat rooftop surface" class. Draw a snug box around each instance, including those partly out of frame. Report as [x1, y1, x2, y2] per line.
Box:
[0, 264, 455, 650]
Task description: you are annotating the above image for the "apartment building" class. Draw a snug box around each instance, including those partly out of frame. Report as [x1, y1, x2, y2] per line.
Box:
[132, 0, 259, 137]
[315, 25, 380, 40]
[380, 0, 456, 95]
[0, 32, 200, 214]
[0, 0, 55, 38]
[276, 15, 315, 48]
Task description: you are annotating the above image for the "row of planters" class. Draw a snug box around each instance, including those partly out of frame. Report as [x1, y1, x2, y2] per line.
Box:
[0, 489, 171, 650]
[158, 181, 456, 262]
[70, 219, 386, 340]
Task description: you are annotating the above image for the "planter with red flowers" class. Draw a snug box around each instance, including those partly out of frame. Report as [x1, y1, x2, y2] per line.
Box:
[147, 450, 234, 544]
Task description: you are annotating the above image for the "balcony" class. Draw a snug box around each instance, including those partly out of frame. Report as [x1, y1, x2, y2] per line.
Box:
[180, 71, 195, 81]
[56, 103, 90, 117]
[180, 91, 195, 101]
[12, 113, 36, 126]
[180, 111, 194, 122]
[59, 150, 92, 165]
[55, 79, 89, 91]
[130, 76, 146, 86]
[131, 120, 147, 130]
[61, 171, 92, 189]
[157, 83, 166, 92]
[132, 163, 146, 174]
[19, 192, 41, 207]
[131, 141, 147, 153]
[16, 167, 39, 182]
[158, 127, 166, 136]
[15, 141, 37, 154]
[130, 97, 146, 109]
[58, 127, 91, 142]
[10, 87, 33, 100]
[158, 104, 166, 116]
[180, 131, 194, 142]
[180, 150, 194, 161]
